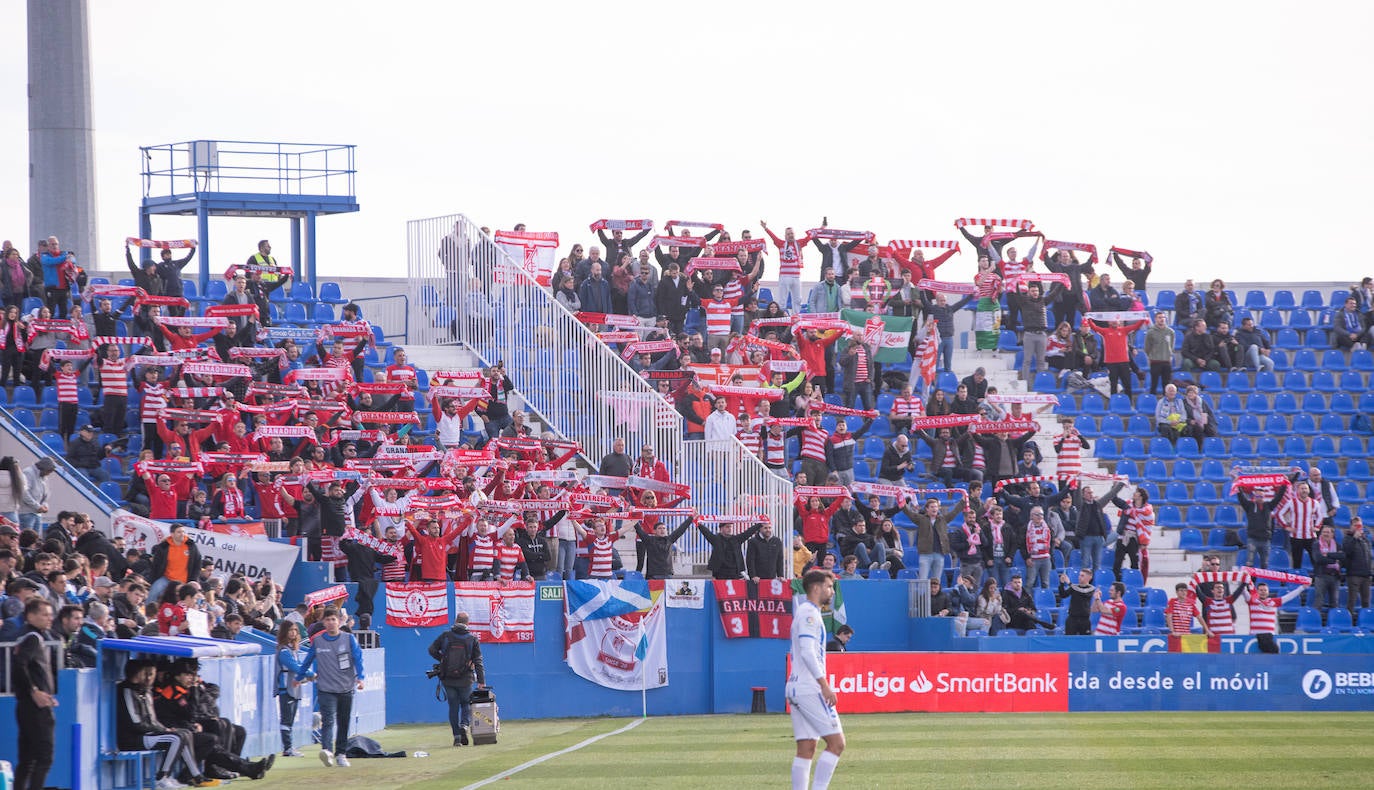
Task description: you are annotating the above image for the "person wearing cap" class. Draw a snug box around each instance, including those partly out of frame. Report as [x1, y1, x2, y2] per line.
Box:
[0, 546, 18, 587]
[91, 576, 117, 605]
[68, 424, 111, 483]
[18, 459, 54, 532]
[125, 242, 167, 301]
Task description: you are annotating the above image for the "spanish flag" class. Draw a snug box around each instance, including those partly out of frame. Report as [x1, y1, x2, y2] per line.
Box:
[1168, 634, 1221, 653]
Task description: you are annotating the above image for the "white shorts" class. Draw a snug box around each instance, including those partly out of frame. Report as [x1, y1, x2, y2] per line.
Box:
[787, 688, 843, 741]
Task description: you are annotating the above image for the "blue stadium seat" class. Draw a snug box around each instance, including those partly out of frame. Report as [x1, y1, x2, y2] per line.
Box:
[1338, 435, 1366, 459]
[1351, 350, 1374, 371]
[1290, 311, 1315, 332]
[1115, 461, 1139, 479]
[1164, 481, 1191, 504]
[1032, 371, 1060, 392]
[1282, 435, 1308, 458]
[1109, 394, 1134, 416]
[1337, 370, 1364, 393]
[1148, 436, 1176, 459]
[1320, 350, 1348, 371]
[1236, 413, 1262, 435]
[283, 302, 308, 323]
[1155, 289, 1176, 312]
[289, 281, 316, 303]
[1134, 393, 1157, 416]
[313, 303, 336, 323]
[203, 280, 228, 302]
[1200, 459, 1228, 481]
[1291, 413, 1318, 435]
[1142, 459, 1169, 480]
[12, 409, 37, 429]
[1318, 413, 1345, 434]
[1093, 437, 1119, 460]
[1193, 482, 1221, 504]
[1214, 505, 1242, 528]
[1259, 308, 1285, 330]
[1309, 371, 1337, 393]
[1361, 392, 1374, 413]
[1199, 437, 1227, 459]
[1120, 436, 1146, 460]
[1136, 481, 1160, 502]
[1054, 393, 1080, 417]
[1255, 435, 1283, 460]
[998, 330, 1020, 352]
[1300, 289, 1325, 311]
[1294, 607, 1323, 634]
[862, 436, 885, 460]
[318, 281, 348, 304]
[1074, 415, 1100, 437]
[1225, 436, 1258, 461]
[1198, 371, 1224, 391]
[1126, 414, 1152, 436]
[1172, 460, 1198, 481]
[1177, 528, 1205, 550]
[1099, 415, 1126, 438]
[1156, 506, 1183, 528]
[1272, 392, 1300, 414]
[1273, 328, 1300, 348]
[1291, 349, 1319, 371]
[1245, 394, 1272, 416]
[1258, 412, 1291, 436]
[1242, 290, 1267, 310]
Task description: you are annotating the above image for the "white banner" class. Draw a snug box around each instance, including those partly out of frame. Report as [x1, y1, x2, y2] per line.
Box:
[109, 509, 301, 585]
[564, 579, 668, 691]
[664, 579, 705, 609]
[494, 230, 560, 286]
[453, 582, 536, 643]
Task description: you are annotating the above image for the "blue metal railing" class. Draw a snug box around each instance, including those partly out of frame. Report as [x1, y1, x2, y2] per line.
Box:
[0, 405, 120, 515]
[140, 139, 356, 199]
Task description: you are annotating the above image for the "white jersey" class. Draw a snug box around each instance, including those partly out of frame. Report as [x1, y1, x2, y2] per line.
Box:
[787, 600, 828, 694]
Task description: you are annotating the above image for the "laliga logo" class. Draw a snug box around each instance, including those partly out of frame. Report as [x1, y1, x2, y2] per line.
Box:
[910, 671, 933, 694]
[1302, 669, 1333, 700]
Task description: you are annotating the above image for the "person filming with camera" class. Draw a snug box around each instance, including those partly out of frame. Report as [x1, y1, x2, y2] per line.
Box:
[427, 611, 487, 747]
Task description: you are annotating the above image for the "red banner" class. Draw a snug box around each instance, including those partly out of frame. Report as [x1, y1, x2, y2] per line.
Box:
[714, 579, 793, 639]
[821, 652, 1068, 713]
[200, 520, 267, 539]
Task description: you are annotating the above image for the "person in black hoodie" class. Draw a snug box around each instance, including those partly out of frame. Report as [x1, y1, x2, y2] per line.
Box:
[635, 517, 693, 580]
[74, 515, 128, 581]
[1345, 517, 1372, 616]
[116, 659, 207, 788]
[1236, 478, 1288, 570]
[697, 519, 763, 580]
[515, 509, 566, 580]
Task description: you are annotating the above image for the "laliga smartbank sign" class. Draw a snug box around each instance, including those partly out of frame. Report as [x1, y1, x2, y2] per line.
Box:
[826, 653, 1069, 712]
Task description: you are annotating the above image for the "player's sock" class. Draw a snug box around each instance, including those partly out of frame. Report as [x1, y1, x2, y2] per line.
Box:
[811, 750, 840, 790]
[791, 757, 811, 790]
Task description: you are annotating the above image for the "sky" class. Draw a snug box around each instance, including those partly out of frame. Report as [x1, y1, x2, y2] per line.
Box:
[2, 0, 1370, 287]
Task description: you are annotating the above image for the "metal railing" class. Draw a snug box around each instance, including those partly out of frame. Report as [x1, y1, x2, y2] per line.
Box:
[352, 294, 410, 345]
[140, 140, 357, 199]
[0, 405, 120, 516]
[405, 214, 794, 571]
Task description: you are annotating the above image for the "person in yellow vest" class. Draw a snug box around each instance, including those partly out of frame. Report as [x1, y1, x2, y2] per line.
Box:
[247, 240, 283, 286]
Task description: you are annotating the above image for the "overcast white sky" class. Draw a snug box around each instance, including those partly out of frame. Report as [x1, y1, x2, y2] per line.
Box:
[2, 0, 1370, 286]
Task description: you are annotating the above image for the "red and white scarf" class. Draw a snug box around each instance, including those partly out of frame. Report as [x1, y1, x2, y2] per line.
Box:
[953, 218, 1035, 231]
[589, 219, 654, 232]
[1109, 246, 1152, 264]
[126, 237, 197, 249]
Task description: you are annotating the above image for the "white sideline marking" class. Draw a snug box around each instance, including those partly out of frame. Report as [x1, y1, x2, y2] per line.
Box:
[459, 717, 646, 789]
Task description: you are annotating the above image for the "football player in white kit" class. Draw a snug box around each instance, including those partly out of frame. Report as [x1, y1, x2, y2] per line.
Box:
[787, 569, 845, 790]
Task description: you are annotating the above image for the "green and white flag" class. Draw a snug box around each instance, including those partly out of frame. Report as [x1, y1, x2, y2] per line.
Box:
[840, 309, 913, 364]
[792, 577, 847, 635]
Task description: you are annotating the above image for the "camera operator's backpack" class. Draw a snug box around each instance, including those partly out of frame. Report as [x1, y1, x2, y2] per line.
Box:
[441, 633, 474, 682]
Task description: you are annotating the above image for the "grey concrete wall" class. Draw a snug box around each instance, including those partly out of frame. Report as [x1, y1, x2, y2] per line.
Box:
[28, 0, 99, 266]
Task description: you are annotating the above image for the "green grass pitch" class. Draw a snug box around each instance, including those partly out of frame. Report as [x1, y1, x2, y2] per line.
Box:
[255, 712, 1374, 789]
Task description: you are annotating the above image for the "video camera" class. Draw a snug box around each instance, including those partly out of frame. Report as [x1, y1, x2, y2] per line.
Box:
[425, 663, 443, 680]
